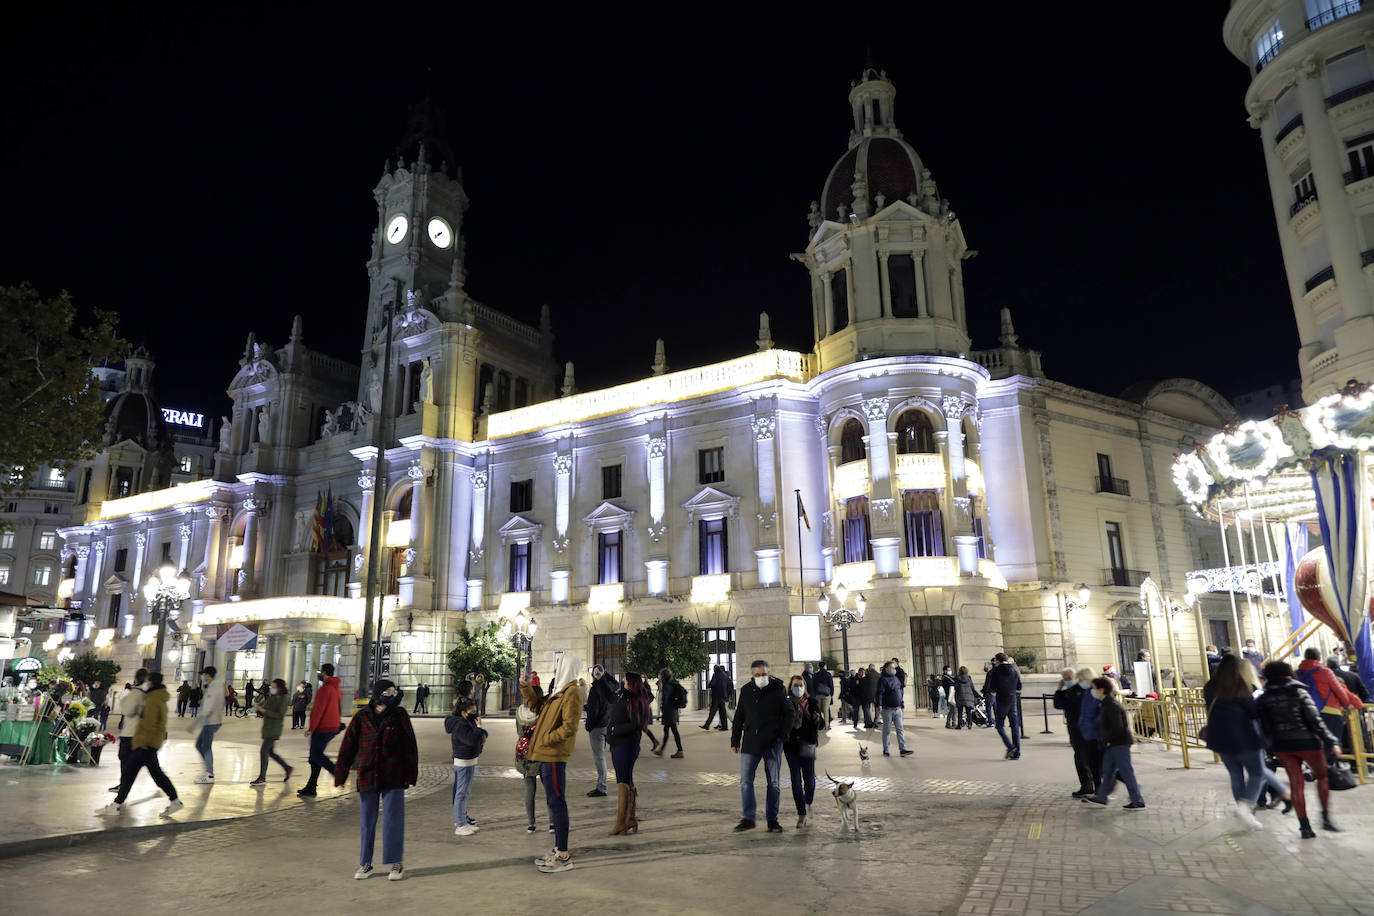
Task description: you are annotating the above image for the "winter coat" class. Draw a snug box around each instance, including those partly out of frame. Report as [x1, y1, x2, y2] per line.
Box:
[954, 674, 979, 708]
[862, 668, 880, 703]
[925, 678, 941, 707]
[583, 675, 618, 731]
[1077, 689, 1102, 742]
[940, 672, 957, 696]
[1202, 690, 1265, 754]
[257, 691, 288, 740]
[1296, 659, 1363, 714]
[177, 682, 191, 700]
[708, 669, 733, 702]
[894, 666, 908, 690]
[444, 713, 487, 760]
[521, 682, 584, 763]
[607, 691, 651, 749]
[88, 685, 109, 709]
[731, 675, 797, 755]
[657, 677, 682, 726]
[336, 704, 419, 792]
[133, 686, 170, 751]
[1332, 665, 1371, 702]
[1053, 683, 1088, 741]
[195, 674, 225, 727]
[984, 663, 1022, 700]
[308, 676, 343, 733]
[1257, 678, 1340, 752]
[783, 698, 823, 755]
[812, 668, 834, 697]
[291, 688, 309, 713]
[877, 673, 904, 708]
[116, 684, 146, 738]
[1098, 696, 1133, 748]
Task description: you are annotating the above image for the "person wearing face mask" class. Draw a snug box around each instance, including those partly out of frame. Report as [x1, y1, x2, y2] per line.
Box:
[1082, 677, 1145, 809]
[1054, 667, 1097, 797]
[250, 678, 293, 787]
[291, 681, 310, 729]
[730, 660, 798, 833]
[298, 664, 343, 798]
[108, 668, 147, 794]
[877, 662, 913, 757]
[522, 653, 587, 873]
[335, 679, 419, 881]
[98, 672, 183, 818]
[445, 697, 487, 836]
[782, 675, 823, 827]
[188, 665, 225, 784]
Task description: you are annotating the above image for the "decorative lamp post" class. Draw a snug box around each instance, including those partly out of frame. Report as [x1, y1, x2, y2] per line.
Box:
[1064, 583, 1091, 614]
[500, 612, 537, 712]
[143, 564, 191, 674]
[818, 582, 866, 673]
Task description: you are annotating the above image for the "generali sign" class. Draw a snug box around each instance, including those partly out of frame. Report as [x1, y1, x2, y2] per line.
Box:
[161, 408, 205, 428]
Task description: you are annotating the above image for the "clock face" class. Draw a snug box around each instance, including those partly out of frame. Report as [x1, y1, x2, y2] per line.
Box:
[427, 217, 453, 249]
[385, 214, 408, 245]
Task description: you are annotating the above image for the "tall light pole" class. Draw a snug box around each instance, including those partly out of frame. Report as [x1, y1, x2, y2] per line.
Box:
[500, 612, 537, 714]
[143, 564, 191, 674]
[818, 583, 866, 673]
[360, 295, 397, 696]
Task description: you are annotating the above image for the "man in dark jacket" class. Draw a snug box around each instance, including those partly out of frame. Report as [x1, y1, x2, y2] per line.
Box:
[861, 664, 880, 729]
[812, 662, 834, 729]
[1053, 666, 1095, 795]
[731, 659, 797, 833]
[1327, 655, 1370, 701]
[702, 664, 733, 731]
[584, 665, 618, 797]
[985, 653, 1023, 760]
[889, 658, 908, 690]
[877, 662, 913, 757]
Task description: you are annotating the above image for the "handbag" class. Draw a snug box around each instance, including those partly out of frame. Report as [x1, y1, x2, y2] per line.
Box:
[515, 723, 536, 759]
[1328, 759, 1358, 791]
[799, 743, 817, 760]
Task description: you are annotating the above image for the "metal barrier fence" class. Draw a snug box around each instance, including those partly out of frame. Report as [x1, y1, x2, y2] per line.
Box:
[1336, 707, 1373, 785]
[1120, 696, 1212, 769]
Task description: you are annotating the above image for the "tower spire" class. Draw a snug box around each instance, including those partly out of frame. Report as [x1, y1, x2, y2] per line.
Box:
[652, 339, 668, 376]
[756, 313, 774, 352]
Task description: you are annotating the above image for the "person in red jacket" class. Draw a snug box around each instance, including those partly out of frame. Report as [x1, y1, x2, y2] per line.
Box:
[1297, 647, 1363, 756]
[336, 679, 418, 881]
[298, 663, 344, 798]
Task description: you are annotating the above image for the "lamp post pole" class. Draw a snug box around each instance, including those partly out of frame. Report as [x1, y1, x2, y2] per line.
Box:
[361, 296, 397, 696]
[818, 585, 866, 674]
[144, 565, 191, 674]
[501, 614, 537, 714]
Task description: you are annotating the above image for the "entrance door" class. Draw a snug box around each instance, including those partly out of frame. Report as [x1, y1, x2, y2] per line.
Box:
[1117, 630, 1144, 677]
[909, 615, 957, 708]
[1209, 618, 1231, 651]
[698, 627, 737, 707]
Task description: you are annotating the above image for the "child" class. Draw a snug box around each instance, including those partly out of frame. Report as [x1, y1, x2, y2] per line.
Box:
[515, 685, 544, 833]
[445, 697, 487, 836]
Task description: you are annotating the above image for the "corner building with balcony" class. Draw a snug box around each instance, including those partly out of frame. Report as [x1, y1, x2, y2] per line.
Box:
[54, 73, 1246, 710]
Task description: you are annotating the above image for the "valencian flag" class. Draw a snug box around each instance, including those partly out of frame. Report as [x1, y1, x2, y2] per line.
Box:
[796, 491, 811, 530]
[322, 486, 336, 551]
[309, 491, 325, 551]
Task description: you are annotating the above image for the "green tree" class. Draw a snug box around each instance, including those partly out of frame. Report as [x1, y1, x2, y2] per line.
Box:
[445, 621, 518, 689]
[62, 652, 121, 687]
[0, 284, 126, 504]
[627, 616, 710, 680]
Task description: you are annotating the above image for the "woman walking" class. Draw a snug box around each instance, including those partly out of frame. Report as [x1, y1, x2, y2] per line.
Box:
[607, 672, 658, 835]
[249, 678, 292, 787]
[653, 668, 684, 758]
[953, 666, 980, 729]
[1257, 660, 1341, 838]
[521, 654, 586, 874]
[925, 674, 942, 719]
[782, 674, 823, 828]
[516, 685, 544, 833]
[1204, 654, 1291, 829]
[445, 697, 487, 836]
[1082, 677, 1145, 809]
[334, 680, 419, 881]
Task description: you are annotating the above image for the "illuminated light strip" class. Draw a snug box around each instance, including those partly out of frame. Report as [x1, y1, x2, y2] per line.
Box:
[190, 595, 397, 628]
[690, 573, 731, 604]
[587, 583, 624, 612]
[97, 479, 216, 521]
[1205, 420, 1291, 483]
[486, 349, 812, 439]
[498, 591, 531, 615]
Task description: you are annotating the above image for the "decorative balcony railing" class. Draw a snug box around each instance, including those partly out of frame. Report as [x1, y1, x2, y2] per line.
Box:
[894, 453, 943, 491]
[1305, 264, 1336, 292]
[1094, 475, 1131, 496]
[1309, 0, 1362, 32]
[1275, 113, 1303, 143]
[1103, 568, 1150, 589]
[1290, 193, 1318, 217]
[1256, 40, 1284, 72]
[1327, 78, 1374, 109]
[833, 458, 871, 500]
[1344, 160, 1374, 185]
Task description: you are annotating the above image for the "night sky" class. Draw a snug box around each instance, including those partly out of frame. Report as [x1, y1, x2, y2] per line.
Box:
[2, 6, 1286, 421]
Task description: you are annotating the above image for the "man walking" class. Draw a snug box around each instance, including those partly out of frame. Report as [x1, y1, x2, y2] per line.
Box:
[986, 653, 1023, 760]
[890, 657, 908, 690]
[812, 661, 833, 729]
[412, 682, 429, 715]
[298, 663, 343, 797]
[99, 671, 183, 818]
[731, 659, 796, 833]
[1241, 639, 1264, 675]
[584, 665, 617, 797]
[109, 667, 147, 793]
[189, 665, 225, 783]
[1054, 667, 1097, 796]
[702, 664, 733, 731]
[176, 679, 191, 717]
[862, 664, 880, 729]
[877, 661, 913, 757]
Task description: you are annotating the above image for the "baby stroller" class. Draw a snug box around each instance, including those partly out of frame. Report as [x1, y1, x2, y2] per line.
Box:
[968, 705, 989, 727]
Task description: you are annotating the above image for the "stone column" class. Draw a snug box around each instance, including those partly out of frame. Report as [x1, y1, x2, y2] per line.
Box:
[262, 634, 281, 683]
[644, 429, 666, 592]
[132, 531, 148, 624]
[241, 498, 264, 597]
[878, 252, 893, 318]
[287, 638, 304, 688]
[178, 519, 193, 572]
[913, 251, 929, 318]
[406, 462, 429, 575]
[468, 468, 488, 606]
[1252, 101, 1322, 348]
[203, 505, 227, 600]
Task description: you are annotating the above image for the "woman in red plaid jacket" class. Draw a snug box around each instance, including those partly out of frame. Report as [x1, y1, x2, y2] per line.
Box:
[335, 679, 419, 882]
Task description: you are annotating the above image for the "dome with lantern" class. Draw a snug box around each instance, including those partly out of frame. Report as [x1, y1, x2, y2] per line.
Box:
[818, 68, 927, 223]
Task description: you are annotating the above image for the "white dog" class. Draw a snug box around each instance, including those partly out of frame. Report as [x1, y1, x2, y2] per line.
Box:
[827, 771, 859, 832]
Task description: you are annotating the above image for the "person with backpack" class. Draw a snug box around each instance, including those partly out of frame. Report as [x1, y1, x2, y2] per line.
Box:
[607, 672, 659, 835]
[515, 685, 544, 833]
[1296, 647, 1362, 758]
[445, 697, 487, 836]
[652, 668, 686, 759]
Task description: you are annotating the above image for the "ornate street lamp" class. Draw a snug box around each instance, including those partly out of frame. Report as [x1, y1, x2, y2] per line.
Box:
[500, 612, 537, 714]
[1064, 583, 1092, 614]
[143, 564, 191, 674]
[818, 582, 865, 673]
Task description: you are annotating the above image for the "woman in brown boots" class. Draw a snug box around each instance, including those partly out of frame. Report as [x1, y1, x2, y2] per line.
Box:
[607, 672, 658, 835]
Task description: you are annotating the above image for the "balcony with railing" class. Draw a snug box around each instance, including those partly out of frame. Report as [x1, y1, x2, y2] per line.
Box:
[1309, 0, 1362, 31]
[1290, 192, 1318, 217]
[1103, 567, 1150, 589]
[1094, 476, 1131, 496]
[1276, 113, 1304, 143]
[894, 453, 943, 491]
[1327, 79, 1374, 109]
[1344, 160, 1374, 185]
[1305, 264, 1336, 292]
[1256, 39, 1284, 72]
[833, 458, 871, 500]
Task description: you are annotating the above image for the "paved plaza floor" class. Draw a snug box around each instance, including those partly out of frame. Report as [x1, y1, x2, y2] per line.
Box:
[1, 707, 1373, 914]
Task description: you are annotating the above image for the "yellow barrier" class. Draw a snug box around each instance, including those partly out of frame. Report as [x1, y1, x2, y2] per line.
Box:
[1336, 707, 1372, 785]
[1121, 697, 1212, 769]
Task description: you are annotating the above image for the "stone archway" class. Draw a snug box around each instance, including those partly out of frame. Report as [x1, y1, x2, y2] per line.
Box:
[1108, 601, 1148, 677]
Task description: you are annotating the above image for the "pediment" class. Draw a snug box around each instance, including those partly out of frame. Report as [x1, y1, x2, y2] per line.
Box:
[228, 352, 279, 391]
[871, 199, 933, 223]
[583, 501, 635, 533]
[392, 306, 440, 339]
[682, 486, 739, 521]
[101, 574, 127, 592]
[497, 514, 543, 544]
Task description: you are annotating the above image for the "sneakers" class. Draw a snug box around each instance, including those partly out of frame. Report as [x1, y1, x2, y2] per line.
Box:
[796, 814, 807, 828]
[526, 824, 537, 833]
[455, 824, 478, 836]
[586, 788, 607, 797]
[249, 778, 267, 788]
[96, 802, 123, 816]
[537, 854, 573, 873]
[354, 865, 373, 880]
[652, 745, 665, 757]
[467, 816, 477, 825]
[899, 749, 914, 757]
[670, 750, 684, 759]
[1082, 796, 1108, 806]
[1071, 789, 1093, 798]
[1123, 802, 1147, 810]
[548, 824, 555, 833]
[161, 799, 185, 817]
[107, 785, 120, 793]
[882, 751, 891, 757]
[297, 787, 317, 797]
[534, 849, 560, 866]
[1234, 801, 1262, 829]
[766, 821, 784, 833]
[734, 818, 756, 831]
[698, 725, 711, 730]
[388, 864, 405, 881]
[194, 774, 215, 785]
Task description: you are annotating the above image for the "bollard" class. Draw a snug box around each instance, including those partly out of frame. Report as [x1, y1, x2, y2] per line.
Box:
[1039, 694, 1054, 735]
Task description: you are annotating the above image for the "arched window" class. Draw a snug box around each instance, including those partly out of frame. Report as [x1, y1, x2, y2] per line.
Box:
[895, 410, 936, 454]
[839, 419, 866, 463]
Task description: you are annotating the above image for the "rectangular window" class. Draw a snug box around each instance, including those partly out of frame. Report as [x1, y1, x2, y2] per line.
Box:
[107, 592, 122, 628]
[1209, 618, 1232, 650]
[1347, 132, 1374, 181]
[1309, 0, 1364, 30]
[33, 565, 51, 586]
[38, 531, 56, 551]
[1096, 453, 1113, 481]
[972, 514, 988, 560]
[597, 530, 622, 584]
[161, 541, 173, 563]
[514, 378, 529, 408]
[0, 565, 8, 585]
[901, 490, 944, 558]
[698, 447, 724, 485]
[841, 496, 873, 563]
[887, 254, 919, 318]
[910, 615, 958, 707]
[593, 633, 628, 681]
[43, 502, 61, 514]
[0, 532, 12, 549]
[602, 464, 622, 500]
[1106, 521, 1127, 584]
[1256, 19, 1284, 70]
[3, 502, 16, 514]
[178, 455, 194, 473]
[114, 548, 128, 573]
[509, 541, 531, 592]
[311, 551, 350, 597]
[697, 627, 737, 706]
[46, 467, 64, 485]
[384, 546, 405, 595]
[510, 478, 533, 513]
[831, 268, 849, 332]
[698, 518, 729, 575]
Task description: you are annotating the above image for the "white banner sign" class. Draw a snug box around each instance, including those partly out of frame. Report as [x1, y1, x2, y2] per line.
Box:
[789, 615, 822, 663]
[217, 622, 259, 652]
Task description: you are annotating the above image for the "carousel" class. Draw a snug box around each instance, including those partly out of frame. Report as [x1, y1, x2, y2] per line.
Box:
[1172, 380, 1374, 691]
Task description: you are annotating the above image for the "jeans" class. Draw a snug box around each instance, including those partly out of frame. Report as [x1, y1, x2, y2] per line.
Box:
[358, 787, 405, 867]
[611, 741, 640, 785]
[257, 738, 289, 780]
[782, 744, 816, 816]
[176, 697, 188, 717]
[541, 761, 570, 851]
[1096, 745, 1144, 805]
[739, 741, 783, 823]
[993, 697, 1021, 755]
[880, 707, 908, 753]
[305, 729, 339, 789]
[588, 727, 608, 792]
[704, 698, 730, 728]
[1070, 737, 1097, 792]
[861, 702, 876, 727]
[451, 764, 476, 826]
[195, 723, 220, 776]
[115, 747, 177, 804]
[1219, 748, 1284, 803]
[523, 773, 538, 825]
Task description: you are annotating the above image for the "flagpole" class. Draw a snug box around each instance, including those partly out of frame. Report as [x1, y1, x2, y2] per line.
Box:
[795, 489, 804, 621]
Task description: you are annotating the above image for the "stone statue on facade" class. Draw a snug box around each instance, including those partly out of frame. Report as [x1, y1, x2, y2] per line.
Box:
[320, 409, 339, 438]
[256, 408, 270, 444]
[367, 368, 383, 413]
[419, 358, 434, 404]
[218, 416, 233, 452]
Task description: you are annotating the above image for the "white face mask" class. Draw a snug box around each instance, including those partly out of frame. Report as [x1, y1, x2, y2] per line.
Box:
[270, 688, 281, 695]
[753, 675, 769, 689]
[1093, 690, 1105, 701]
[1078, 680, 1091, 689]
